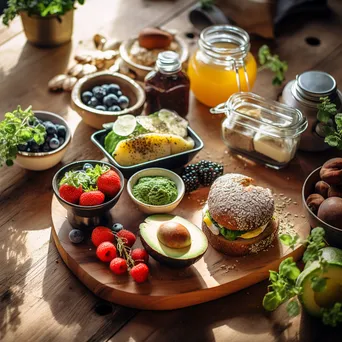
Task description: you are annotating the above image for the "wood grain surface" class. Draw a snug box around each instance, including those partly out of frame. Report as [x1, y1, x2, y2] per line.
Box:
[1, 0, 342, 340]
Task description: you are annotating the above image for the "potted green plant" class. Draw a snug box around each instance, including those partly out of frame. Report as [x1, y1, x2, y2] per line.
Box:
[2, 0, 85, 47]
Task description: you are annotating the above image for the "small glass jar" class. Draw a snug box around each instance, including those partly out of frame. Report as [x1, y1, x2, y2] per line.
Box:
[281, 70, 342, 152]
[188, 25, 257, 107]
[211, 92, 308, 169]
[145, 51, 190, 117]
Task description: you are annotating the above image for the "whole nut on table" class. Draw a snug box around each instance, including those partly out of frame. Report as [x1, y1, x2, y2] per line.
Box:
[306, 193, 325, 214]
[320, 157, 342, 185]
[62, 76, 78, 92]
[48, 74, 67, 91]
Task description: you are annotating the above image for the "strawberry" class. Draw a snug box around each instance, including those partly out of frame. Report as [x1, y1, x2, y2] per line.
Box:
[79, 190, 105, 206]
[131, 248, 149, 265]
[116, 229, 136, 248]
[97, 170, 121, 197]
[110, 257, 128, 275]
[91, 226, 114, 247]
[96, 242, 117, 262]
[130, 263, 149, 283]
[59, 184, 83, 204]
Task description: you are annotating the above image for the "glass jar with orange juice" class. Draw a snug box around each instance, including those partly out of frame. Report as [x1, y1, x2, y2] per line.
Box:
[188, 25, 257, 107]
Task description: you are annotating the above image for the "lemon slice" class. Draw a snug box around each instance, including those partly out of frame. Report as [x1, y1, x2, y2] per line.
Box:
[113, 115, 137, 136]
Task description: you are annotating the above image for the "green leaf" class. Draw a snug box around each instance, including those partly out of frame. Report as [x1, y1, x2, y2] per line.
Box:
[321, 302, 342, 327]
[6, 159, 14, 166]
[325, 135, 340, 147]
[335, 113, 342, 129]
[280, 234, 299, 249]
[269, 270, 278, 282]
[286, 299, 301, 317]
[263, 291, 281, 311]
[279, 258, 301, 281]
[19, 128, 33, 141]
[317, 109, 331, 124]
[310, 276, 327, 292]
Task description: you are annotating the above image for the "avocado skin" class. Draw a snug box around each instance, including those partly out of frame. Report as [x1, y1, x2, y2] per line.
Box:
[140, 235, 206, 268]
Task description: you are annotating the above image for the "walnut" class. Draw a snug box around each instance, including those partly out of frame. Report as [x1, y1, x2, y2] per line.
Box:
[306, 193, 325, 214]
[314, 181, 330, 198]
[320, 158, 342, 185]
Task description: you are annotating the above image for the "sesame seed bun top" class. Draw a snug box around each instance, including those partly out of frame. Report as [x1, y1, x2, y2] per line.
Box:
[207, 173, 274, 231]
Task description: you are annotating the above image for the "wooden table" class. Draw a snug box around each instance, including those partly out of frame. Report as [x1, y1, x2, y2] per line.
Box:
[1, 1, 342, 341]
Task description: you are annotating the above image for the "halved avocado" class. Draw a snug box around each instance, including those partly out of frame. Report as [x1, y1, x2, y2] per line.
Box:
[297, 247, 342, 317]
[139, 214, 208, 268]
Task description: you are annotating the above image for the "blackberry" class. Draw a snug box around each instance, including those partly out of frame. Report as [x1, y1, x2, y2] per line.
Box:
[197, 160, 224, 186]
[182, 172, 200, 193]
[184, 163, 199, 175]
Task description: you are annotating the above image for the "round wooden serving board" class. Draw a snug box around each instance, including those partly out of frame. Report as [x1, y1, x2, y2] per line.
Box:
[51, 179, 310, 310]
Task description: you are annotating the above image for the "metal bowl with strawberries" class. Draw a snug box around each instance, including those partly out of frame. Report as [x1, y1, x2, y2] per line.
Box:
[52, 160, 124, 230]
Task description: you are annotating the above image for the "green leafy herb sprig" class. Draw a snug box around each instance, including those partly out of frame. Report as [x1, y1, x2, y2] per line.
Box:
[0, 106, 46, 167]
[263, 228, 342, 327]
[316, 96, 342, 149]
[258, 45, 288, 86]
[2, 0, 85, 26]
[59, 164, 109, 191]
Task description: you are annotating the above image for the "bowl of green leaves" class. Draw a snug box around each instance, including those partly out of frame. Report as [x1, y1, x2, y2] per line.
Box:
[0, 106, 72, 171]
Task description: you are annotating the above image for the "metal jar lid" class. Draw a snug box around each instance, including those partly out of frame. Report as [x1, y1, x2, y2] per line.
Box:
[292, 71, 337, 105]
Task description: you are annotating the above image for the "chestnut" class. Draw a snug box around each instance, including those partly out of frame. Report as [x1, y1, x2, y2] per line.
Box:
[315, 181, 330, 198]
[317, 197, 342, 229]
[320, 158, 342, 185]
[328, 185, 342, 198]
[306, 193, 325, 214]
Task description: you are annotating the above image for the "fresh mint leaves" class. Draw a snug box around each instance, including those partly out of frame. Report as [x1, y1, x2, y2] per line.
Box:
[0, 106, 46, 167]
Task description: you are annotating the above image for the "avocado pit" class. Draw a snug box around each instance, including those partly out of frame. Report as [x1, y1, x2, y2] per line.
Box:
[157, 222, 191, 249]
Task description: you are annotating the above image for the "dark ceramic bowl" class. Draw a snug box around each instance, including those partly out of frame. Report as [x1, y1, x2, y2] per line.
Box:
[52, 160, 125, 230]
[91, 127, 204, 178]
[302, 166, 342, 248]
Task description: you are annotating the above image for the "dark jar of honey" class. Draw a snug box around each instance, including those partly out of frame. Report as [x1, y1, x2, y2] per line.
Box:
[145, 51, 190, 117]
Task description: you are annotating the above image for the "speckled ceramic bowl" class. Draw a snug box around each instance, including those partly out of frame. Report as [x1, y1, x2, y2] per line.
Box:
[15, 110, 71, 171]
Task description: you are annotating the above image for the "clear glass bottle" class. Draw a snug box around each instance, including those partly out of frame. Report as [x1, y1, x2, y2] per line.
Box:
[188, 25, 257, 107]
[144, 51, 190, 117]
[211, 92, 308, 169]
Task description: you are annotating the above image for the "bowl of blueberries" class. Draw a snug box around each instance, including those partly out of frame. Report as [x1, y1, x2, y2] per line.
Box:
[71, 71, 145, 129]
[15, 111, 71, 171]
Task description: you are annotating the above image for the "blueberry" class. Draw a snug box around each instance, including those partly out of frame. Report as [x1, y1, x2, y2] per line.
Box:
[46, 134, 58, 143]
[92, 86, 107, 100]
[30, 140, 40, 150]
[83, 163, 93, 171]
[118, 96, 129, 109]
[103, 94, 118, 107]
[102, 84, 109, 91]
[17, 143, 27, 151]
[108, 105, 121, 112]
[49, 137, 60, 150]
[45, 122, 57, 135]
[58, 137, 65, 146]
[87, 97, 99, 107]
[107, 84, 121, 95]
[95, 105, 107, 111]
[57, 125, 67, 138]
[81, 91, 93, 104]
[41, 143, 50, 152]
[116, 90, 122, 97]
[112, 223, 123, 232]
[69, 229, 85, 244]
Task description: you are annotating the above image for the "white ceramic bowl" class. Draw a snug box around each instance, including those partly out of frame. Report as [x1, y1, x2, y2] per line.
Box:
[15, 111, 71, 171]
[127, 168, 185, 214]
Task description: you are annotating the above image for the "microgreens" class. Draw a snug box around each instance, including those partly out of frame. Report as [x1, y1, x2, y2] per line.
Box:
[0, 106, 46, 167]
[258, 45, 288, 86]
[316, 96, 342, 149]
[59, 164, 109, 191]
[263, 227, 342, 326]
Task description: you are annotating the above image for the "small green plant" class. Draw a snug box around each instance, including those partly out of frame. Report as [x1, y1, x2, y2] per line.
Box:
[316, 96, 342, 149]
[2, 0, 85, 26]
[0, 106, 46, 166]
[258, 45, 288, 86]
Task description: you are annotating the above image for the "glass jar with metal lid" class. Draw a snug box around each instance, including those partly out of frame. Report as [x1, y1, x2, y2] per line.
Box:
[281, 70, 342, 151]
[211, 92, 308, 169]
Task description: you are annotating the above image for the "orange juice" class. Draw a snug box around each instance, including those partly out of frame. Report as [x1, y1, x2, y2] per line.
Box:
[188, 25, 257, 107]
[188, 51, 257, 107]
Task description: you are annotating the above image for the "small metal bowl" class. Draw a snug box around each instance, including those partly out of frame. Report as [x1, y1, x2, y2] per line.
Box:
[119, 35, 189, 80]
[15, 110, 72, 171]
[52, 160, 125, 230]
[71, 71, 145, 129]
[302, 167, 342, 248]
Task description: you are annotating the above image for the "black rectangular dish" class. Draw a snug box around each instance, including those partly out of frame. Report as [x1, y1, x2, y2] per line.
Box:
[91, 127, 204, 178]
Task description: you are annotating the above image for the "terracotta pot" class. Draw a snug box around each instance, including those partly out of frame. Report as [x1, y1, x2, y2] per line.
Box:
[20, 10, 74, 47]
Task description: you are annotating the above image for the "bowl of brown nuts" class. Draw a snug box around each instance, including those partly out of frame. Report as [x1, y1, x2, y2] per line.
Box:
[302, 158, 342, 248]
[71, 71, 145, 129]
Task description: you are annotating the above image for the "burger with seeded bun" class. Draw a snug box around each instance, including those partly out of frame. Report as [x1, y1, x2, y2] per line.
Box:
[202, 173, 278, 256]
